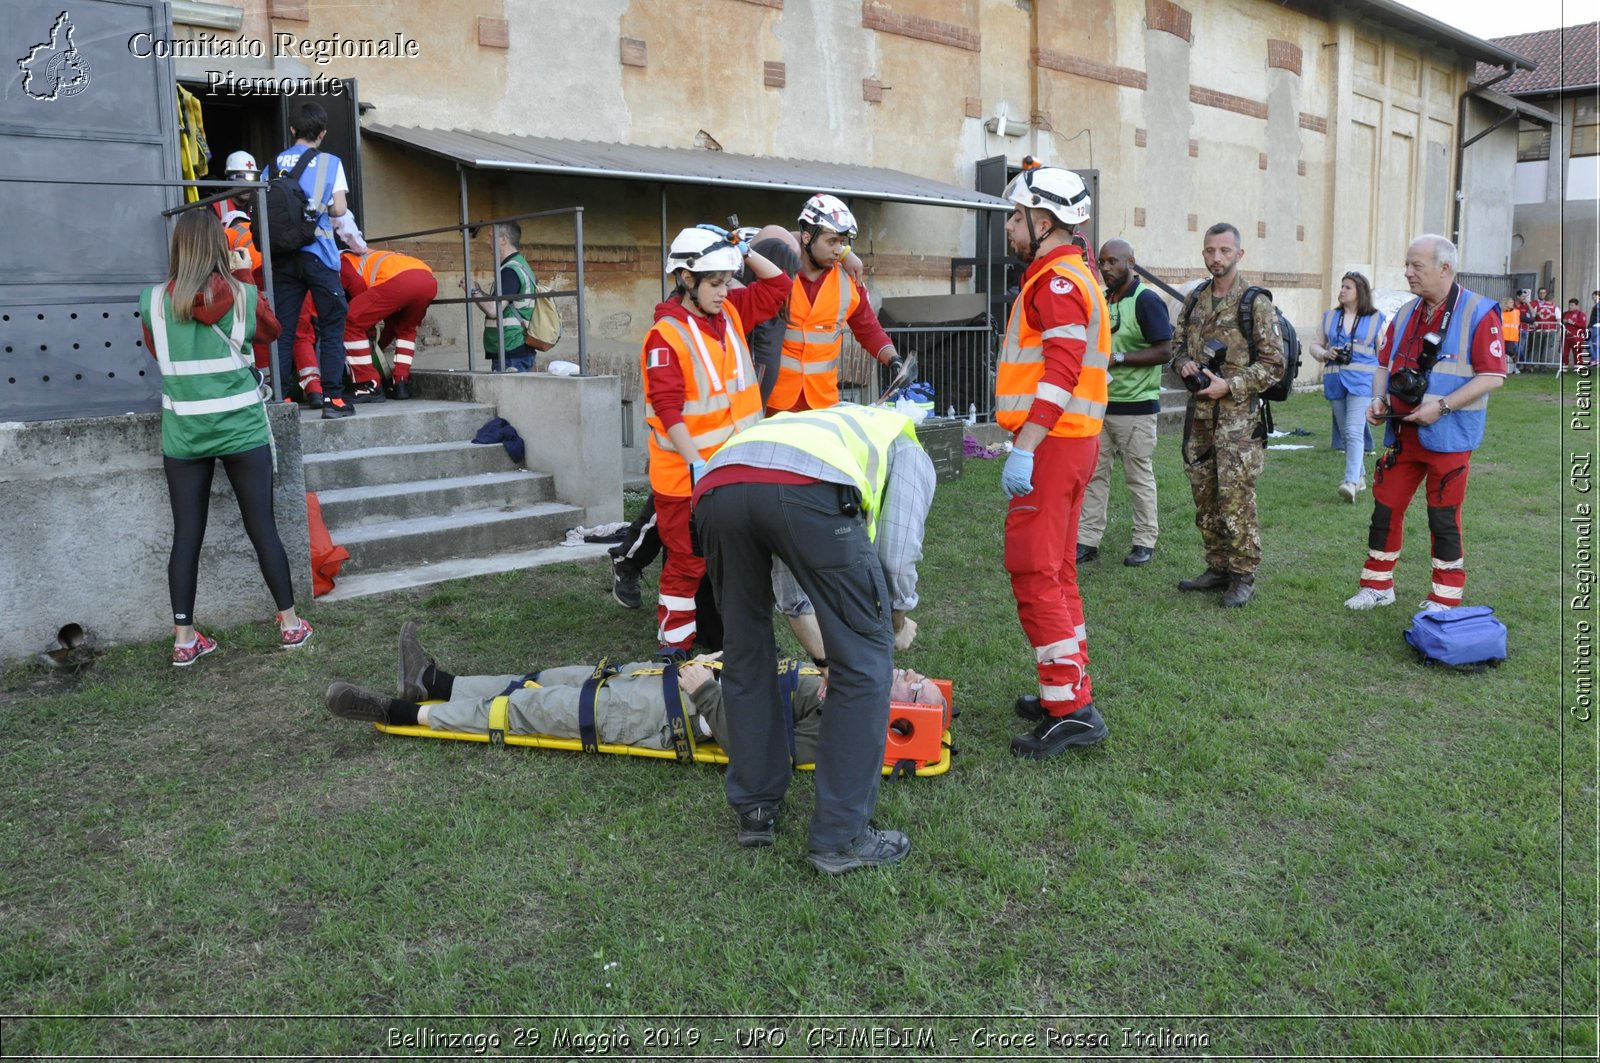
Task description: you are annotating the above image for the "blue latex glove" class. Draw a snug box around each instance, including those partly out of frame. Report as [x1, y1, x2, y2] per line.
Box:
[695, 222, 748, 256]
[690, 459, 708, 486]
[1001, 447, 1035, 498]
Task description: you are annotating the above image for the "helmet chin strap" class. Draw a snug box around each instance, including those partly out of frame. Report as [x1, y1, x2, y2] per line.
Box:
[1023, 209, 1052, 261]
[678, 272, 711, 316]
[801, 225, 826, 271]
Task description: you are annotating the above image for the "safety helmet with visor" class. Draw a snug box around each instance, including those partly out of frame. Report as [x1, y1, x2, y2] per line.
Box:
[797, 193, 858, 241]
[664, 228, 743, 277]
[1003, 159, 1091, 226]
[224, 150, 260, 182]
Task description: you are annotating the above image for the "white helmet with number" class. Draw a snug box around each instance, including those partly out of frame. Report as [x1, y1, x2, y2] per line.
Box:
[798, 193, 858, 240]
[224, 150, 259, 181]
[664, 228, 743, 277]
[1004, 161, 1091, 226]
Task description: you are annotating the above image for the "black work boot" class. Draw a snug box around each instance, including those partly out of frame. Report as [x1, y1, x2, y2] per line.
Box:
[1177, 567, 1230, 592]
[1013, 694, 1045, 722]
[736, 806, 778, 848]
[1010, 701, 1108, 759]
[1221, 573, 1256, 608]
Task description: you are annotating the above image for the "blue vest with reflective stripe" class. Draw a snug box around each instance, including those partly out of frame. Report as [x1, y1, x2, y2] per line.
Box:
[1319, 309, 1383, 400]
[1388, 288, 1496, 453]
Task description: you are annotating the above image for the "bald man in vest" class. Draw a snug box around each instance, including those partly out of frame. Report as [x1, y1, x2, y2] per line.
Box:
[692, 404, 935, 874]
[993, 161, 1112, 760]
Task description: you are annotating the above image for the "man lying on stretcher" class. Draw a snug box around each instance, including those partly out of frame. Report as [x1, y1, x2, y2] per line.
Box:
[325, 622, 946, 763]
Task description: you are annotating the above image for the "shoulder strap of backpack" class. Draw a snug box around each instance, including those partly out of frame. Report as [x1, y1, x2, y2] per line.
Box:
[283, 147, 318, 181]
[1239, 286, 1268, 366]
[1178, 278, 1210, 333]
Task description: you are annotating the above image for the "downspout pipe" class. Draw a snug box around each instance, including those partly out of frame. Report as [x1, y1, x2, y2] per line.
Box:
[1451, 66, 1525, 247]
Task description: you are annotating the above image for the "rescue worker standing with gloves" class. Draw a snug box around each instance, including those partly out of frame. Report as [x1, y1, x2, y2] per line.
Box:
[1170, 222, 1284, 608]
[767, 194, 901, 412]
[994, 160, 1112, 760]
[692, 403, 935, 873]
[642, 226, 790, 656]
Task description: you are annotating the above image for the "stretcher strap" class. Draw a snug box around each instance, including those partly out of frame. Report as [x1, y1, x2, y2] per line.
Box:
[777, 660, 800, 768]
[659, 663, 695, 765]
[488, 673, 541, 748]
[578, 659, 617, 754]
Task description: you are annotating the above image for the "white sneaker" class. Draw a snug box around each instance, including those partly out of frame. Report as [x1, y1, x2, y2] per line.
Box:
[1338, 481, 1357, 503]
[1345, 586, 1396, 610]
[1417, 598, 1451, 613]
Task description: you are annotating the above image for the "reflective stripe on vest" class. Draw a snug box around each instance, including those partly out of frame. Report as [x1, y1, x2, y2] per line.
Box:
[770, 266, 859, 410]
[641, 303, 761, 496]
[225, 221, 261, 273]
[1502, 307, 1520, 341]
[994, 251, 1111, 437]
[144, 281, 267, 457]
[1389, 289, 1496, 452]
[355, 250, 430, 287]
[713, 404, 920, 541]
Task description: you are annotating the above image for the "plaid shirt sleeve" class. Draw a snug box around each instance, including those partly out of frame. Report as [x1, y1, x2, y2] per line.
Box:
[877, 437, 936, 611]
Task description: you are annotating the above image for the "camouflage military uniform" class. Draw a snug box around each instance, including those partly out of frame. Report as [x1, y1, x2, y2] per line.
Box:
[1170, 283, 1285, 577]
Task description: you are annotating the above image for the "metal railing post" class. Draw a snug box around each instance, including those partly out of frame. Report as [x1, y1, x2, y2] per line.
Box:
[459, 166, 475, 372]
[574, 207, 588, 376]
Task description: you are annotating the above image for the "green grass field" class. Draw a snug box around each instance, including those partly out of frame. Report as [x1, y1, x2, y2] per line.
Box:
[1, 373, 1592, 1059]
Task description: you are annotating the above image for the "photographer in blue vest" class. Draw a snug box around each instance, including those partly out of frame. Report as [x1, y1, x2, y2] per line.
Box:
[1309, 271, 1384, 503]
[1344, 235, 1506, 613]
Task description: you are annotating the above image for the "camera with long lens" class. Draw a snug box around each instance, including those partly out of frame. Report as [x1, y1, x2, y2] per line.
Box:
[1327, 343, 1354, 367]
[1184, 339, 1228, 393]
[1388, 330, 1442, 406]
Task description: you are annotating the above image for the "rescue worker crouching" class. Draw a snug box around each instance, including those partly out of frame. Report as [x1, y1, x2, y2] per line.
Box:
[642, 225, 790, 656]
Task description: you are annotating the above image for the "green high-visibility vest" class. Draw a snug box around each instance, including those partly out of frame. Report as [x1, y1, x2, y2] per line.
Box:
[484, 252, 537, 354]
[714, 404, 920, 540]
[1107, 281, 1162, 405]
[142, 280, 269, 460]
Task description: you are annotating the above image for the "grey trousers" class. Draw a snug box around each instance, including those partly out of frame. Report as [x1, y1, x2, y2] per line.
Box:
[696, 480, 894, 851]
[428, 665, 679, 749]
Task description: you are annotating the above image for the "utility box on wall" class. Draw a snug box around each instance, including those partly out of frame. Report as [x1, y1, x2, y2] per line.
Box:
[1, 0, 180, 422]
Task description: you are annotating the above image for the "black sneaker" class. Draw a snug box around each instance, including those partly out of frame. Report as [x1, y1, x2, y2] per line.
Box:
[299, 391, 324, 410]
[808, 825, 910, 875]
[1076, 543, 1100, 564]
[397, 621, 435, 702]
[1123, 545, 1155, 567]
[612, 558, 642, 609]
[736, 806, 778, 848]
[325, 682, 394, 723]
[1010, 701, 1107, 759]
[352, 381, 387, 404]
[321, 397, 355, 419]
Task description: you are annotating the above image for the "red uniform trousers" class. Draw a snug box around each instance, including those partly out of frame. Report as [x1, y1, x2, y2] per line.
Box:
[1358, 425, 1471, 608]
[248, 266, 271, 370]
[1005, 433, 1099, 713]
[653, 491, 702, 650]
[293, 301, 323, 397]
[344, 269, 437, 384]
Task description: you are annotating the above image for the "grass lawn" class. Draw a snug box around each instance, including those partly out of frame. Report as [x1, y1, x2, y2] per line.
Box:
[1, 373, 1592, 1058]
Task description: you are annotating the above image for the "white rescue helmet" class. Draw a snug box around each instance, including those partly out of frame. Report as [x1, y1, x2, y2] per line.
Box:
[664, 228, 743, 277]
[798, 193, 858, 240]
[1004, 160, 1091, 226]
[224, 150, 259, 181]
[220, 210, 250, 226]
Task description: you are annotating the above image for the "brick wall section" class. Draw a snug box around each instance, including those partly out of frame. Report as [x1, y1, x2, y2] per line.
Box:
[1258, 221, 1267, 239]
[861, 2, 981, 51]
[1267, 39, 1302, 75]
[1299, 112, 1328, 133]
[477, 17, 509, 50]
[1190, 85, 1269, 119]
[1187, 214, 1198, 232]
[1297, 225, 1305, 242]
[1033, 49, 1147, 90]
[1134, 207, 1147, 227]
[1189, 138, 1199, 157]
[269, 0, 309, 20]
[1144, 267, 1323, 288]
[1297, 160, 1307, 176]
[1259, 151, 1268, 170]
[394, 242, 642, 275]
[620, 38, 647, 68]
[863, 78, 884, 103]
[733, 0, 783, 7]
[1031, 109, 1052, 131]
[964, 96, 983, 118]
[764, 61, 786, 88]
[1145, 0, 1193, 42]
[1135, 127, 1147, 147]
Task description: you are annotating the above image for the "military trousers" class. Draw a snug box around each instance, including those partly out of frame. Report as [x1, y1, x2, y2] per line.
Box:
[1183, 403, 1265, 576]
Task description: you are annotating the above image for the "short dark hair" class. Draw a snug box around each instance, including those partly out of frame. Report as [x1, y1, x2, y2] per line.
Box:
[1204, 222, 1241, 245]
[290, 103, 328, 141]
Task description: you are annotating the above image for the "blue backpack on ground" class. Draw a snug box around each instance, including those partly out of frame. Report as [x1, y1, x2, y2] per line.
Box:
[1403, 605, 1508, 672]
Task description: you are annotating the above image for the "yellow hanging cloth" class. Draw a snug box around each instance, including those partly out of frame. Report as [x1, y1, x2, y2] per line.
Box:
[175, 84, 211, 203]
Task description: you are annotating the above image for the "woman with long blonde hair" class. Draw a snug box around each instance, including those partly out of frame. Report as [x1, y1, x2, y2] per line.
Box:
[142, 209, 310, 665]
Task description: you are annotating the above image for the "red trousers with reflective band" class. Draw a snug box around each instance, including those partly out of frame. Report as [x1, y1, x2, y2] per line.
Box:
[1358, 427, 1471, 608]
[1004, 433, 1099, 713]
[292, 302, 323, 395]
[654, 492, 701, 650]
[344, 269, 437, 384]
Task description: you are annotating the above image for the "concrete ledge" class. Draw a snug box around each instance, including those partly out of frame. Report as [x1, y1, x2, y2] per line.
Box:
[0, 405, 311, 663]
[410, 370, 623, 524]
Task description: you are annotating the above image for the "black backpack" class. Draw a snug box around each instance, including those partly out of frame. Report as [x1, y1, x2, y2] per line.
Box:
[1182, 281, 1301, 403]
[264, 148, 321, 257]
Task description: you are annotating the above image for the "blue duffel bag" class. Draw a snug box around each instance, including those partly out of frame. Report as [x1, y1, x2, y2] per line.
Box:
[1403, 605, 1508, 672]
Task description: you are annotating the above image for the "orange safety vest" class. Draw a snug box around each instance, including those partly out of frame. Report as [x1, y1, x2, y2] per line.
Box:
[642, 303, 762, 497]
[768, 266, 860, 411]
[994, 248, 1110, 438]
[1502, 306, 1520, 342]
[224, 219, 262, 273]
[344, 250, 432, 287]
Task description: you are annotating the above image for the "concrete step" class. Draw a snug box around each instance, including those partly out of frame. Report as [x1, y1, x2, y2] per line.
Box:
[304, 440, 518, 491]
[294, 399, 500, 455]
[318, 543, 613, 602]
[315, 469, 555, 527]
[335, 502, 585, 573]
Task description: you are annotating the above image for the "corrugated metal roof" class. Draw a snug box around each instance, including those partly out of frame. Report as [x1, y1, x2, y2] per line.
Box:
[362, 124, 1012, 211]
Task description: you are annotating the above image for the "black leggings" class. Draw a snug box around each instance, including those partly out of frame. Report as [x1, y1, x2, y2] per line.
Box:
[164, 445, 295, 626]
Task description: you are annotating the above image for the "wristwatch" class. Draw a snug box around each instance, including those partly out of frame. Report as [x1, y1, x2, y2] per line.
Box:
[1113, 352, 1126, 365]
[1437, 399, 1452, 416]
